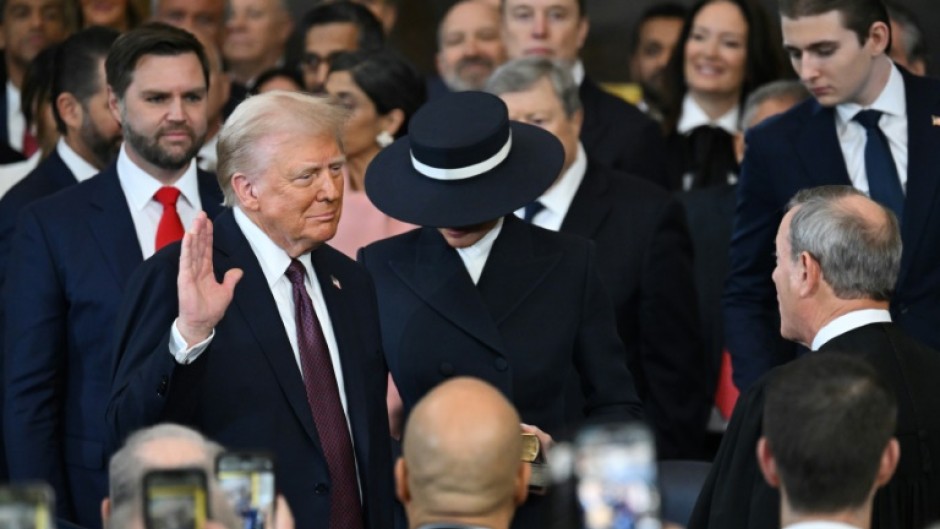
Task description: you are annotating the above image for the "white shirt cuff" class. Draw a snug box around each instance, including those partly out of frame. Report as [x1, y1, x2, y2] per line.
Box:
[169, 318, 214, 364]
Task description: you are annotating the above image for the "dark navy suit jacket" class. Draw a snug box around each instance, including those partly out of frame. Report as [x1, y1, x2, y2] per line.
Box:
[3, 163, 222, 528]
[722, 69, 940, 391]
[108, 209, 394, 529]
[578, 76, 668, 188]
[560, 163, 708, 459]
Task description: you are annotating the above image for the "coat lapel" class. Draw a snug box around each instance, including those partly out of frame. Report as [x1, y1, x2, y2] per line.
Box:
[86, 165, 144, 287]
[389, 227, 507, 354]
[213, 210, 323, 450]
[560, 162, 611, 239]
[794, 102, 852, 188]
[896, 71, 940, 289]
[477, 216, 561, 325]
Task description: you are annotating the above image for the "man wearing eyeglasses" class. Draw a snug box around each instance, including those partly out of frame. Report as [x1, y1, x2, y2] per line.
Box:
[298, 1, 385, 93]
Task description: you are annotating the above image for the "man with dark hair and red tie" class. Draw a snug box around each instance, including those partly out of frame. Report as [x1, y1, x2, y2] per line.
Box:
[3, 22, 223, 529]
[108, 90, 394, 529]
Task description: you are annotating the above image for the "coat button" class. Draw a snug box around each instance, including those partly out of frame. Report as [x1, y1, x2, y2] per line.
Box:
[157, 376, 169, 397]
[494, 358, 509, 371]
[314, 483, 329, 495]
[439, 362, 455, 376]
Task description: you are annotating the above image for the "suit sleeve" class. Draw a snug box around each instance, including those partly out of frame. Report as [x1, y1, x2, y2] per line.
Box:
[638, 198, 710, 459]
[3, 205, 73, 519]
[688, 380, 779, 529]
[107, 249, 204, 448]
[573, 243, 645, 422]
[722, 134, 796, 392]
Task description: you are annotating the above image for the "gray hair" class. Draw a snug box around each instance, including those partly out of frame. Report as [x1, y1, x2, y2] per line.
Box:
[485, 57, 582, 118]
[741, 80, 810, 131]
[107, 424, 228, 529]
[785, 186, 901, 302]
[217, 90, 348, 207]
[886, 2, 928, 69]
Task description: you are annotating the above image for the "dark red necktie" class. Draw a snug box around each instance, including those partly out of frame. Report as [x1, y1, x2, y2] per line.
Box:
[285, 260, 364, 529]
[21, 129, 38, 158]
[154, 186, 184, 251]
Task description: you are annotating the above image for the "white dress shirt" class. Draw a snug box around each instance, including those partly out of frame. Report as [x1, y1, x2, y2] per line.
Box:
[811, 308, 892, 351]
[455, 217, 503, 284]
[6, 80, 24, 153]
[116, 143, 203, 259]
[57, 138, 100, 182]
[514, 143, 587, 230]
[0, 151, 39, 197]
[785, 521, 861, 529]
[197, 133, 218, 173]
[835, 63, 908, 195]
[677, 93, 740, 136]
[570, 60, 586, 86]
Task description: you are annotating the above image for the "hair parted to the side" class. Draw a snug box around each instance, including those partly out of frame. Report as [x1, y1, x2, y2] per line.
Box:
[740, 79, 810, 130]
[764, 353, 897, 513]
[486, 57, 582, 118]
[778, 0, 890, 49]
[52, 26, 120, 134]
[105, 22, 210, 102]
[217, 90, 349, 207]
[785, 185, 902, 302]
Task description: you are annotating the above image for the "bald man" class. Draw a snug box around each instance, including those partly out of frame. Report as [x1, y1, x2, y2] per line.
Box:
[396, 378, 530, 529]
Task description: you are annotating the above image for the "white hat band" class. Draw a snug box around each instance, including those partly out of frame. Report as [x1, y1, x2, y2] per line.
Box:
[410, 131, 512, 181]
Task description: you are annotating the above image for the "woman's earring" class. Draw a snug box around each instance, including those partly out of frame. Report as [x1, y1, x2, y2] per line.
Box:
[376, 130, 394, 148]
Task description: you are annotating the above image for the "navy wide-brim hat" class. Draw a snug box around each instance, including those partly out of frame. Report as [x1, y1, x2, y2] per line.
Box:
[365, 91, 564, 228]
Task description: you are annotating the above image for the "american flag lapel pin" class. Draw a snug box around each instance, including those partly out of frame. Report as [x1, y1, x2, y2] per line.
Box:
[331, 275, 342, 290]
[932, 115, 940, 127]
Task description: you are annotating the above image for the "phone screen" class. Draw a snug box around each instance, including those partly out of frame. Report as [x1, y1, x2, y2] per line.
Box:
[216, 452, 275, 529]
[575, 423, 661, 529]
[0, 484, 54, 529]
[144, 468, 209, 529]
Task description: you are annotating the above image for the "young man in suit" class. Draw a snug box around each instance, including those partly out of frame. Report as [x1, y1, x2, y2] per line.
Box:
[3, 24, 223, 528]
[499, 0, 667, 187]
[359, 90, 642, 529]
[486, 57, 708, 460]
[108, 90, 394, 529]
[693, 186, 940, 529]
[724, 0, 940, 392]
[396, 378, 529, 529]
[758, 353, 899, 529]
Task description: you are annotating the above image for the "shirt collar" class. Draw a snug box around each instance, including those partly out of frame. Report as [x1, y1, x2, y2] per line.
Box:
[811, 308, 892, 351]
[233, 206, 314, 288]
[198, 133, 218, 171]
[455, 217, 503, 263]
[116, 143, 201, 212]
[835, 63, 906, 127]
[56, 138, 100, 182]
[538, 142, 587, 217]
[677, 93, 740, 135]
[570, 60, 585, 86]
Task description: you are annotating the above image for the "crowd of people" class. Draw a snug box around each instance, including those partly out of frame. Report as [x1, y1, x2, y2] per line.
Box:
[0, 0, 936, 528]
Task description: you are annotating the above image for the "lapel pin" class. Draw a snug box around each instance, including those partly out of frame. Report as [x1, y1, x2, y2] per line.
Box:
[331, 275, 342, 290]
[932, 115, 940, 127]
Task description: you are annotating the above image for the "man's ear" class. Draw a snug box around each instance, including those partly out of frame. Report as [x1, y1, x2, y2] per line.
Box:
[756, 437, 781, 488]
[514, 462, 531, 506]
[107, 86, 122, 124]
[868, 21, 891, 56]
[56, 92, 83, 132]
[874, 438, 900, 488]
[231, 173, 258, 210]
[394, 457, 410, 504]
[100, 497, 111, 528]
[797, 251, 821, 297]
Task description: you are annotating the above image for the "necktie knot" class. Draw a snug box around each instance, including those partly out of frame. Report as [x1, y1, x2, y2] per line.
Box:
[853, 109, 884, 130]
[154, 186, 181, 207]
[285, 259, 306, 287]
[523, 200, 546, 223]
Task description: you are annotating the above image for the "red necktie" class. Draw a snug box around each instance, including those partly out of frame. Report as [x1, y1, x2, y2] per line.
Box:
[285, 260, 364, 529]
[715, 348, 740, 420]
[21, 129, 38, 158]
[154, 187, 184, 251]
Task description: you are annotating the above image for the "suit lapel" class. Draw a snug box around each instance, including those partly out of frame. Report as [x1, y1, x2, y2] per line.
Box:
[794, 102, 852, 187]
[477, 216, 561, 325]
[896, 72, 940, 288]
[311, 247, 374, 485]
[86, 165, 144, 287]
[213, 211, 323, 450]
[196, 168, 224, 219]
[560, 163, 611, 238]
[44, 150, 80, 190]
[389, 227, 507, 354]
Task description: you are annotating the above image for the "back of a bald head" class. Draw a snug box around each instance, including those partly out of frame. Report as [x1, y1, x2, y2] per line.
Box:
[402, 377, 523, 518]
